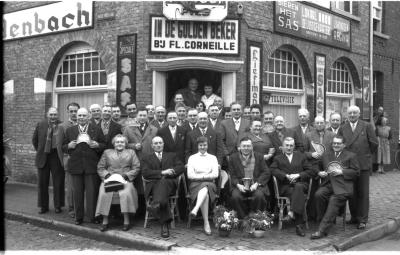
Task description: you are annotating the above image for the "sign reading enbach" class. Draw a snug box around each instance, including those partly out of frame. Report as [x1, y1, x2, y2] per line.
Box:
[150, 16, 239, 55]
[274, 1, 351, 50]
[3, 1, 93, 41]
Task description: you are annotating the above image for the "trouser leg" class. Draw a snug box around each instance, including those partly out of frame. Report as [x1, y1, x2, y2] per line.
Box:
[72, 174, 84, 220]
[250, 189, 267, 213]
[66, 172, 74, 211]
[85, 174, 100, 220]
[357, 171, 370, 223]
[38, 165, 50, 209]
[152, 178, 177, 224]
[48, 151, 65, 208]
[314, 186, 332, 222]
[319, 194, 348, 234]
[230, 188, 247, 219]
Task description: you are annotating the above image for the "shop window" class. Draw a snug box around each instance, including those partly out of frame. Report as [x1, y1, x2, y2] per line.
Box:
[372, 1, 383, 33]
[56, 51, 107, 88]
[327, 61, 353, 95]
[265, 49, 303, 90]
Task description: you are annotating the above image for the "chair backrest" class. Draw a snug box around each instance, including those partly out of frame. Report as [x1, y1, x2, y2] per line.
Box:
[272, 176, 280, 199]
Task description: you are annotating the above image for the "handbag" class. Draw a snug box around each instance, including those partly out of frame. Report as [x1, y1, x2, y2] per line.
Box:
[104, 181, 124, 192]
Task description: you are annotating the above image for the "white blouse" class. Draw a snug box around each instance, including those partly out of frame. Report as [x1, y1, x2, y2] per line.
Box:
[187, 152, 219, 181]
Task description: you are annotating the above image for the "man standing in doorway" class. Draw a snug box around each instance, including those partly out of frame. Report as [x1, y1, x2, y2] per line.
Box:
[176, 78, 202, 108]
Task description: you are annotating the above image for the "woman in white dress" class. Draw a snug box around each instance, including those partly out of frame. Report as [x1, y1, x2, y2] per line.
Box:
[95, 134, 140, 231]
[187, 136, 219, 235]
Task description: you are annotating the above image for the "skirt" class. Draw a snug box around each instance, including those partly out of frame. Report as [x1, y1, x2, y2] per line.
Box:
[189, 181, 217, 204]
[95, 181, 138, 216]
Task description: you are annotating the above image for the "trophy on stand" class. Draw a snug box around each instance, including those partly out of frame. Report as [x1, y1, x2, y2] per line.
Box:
[242, 177, 253, 192]
[76, 133, 91, 145]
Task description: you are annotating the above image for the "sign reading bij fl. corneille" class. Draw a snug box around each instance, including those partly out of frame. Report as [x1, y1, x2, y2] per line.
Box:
[150, 16, 239, 55]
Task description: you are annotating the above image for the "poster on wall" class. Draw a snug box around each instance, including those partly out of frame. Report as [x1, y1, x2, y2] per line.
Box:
[117, 34, 137, 115]
[247, 41, 262, 105]
[314, 54, 326, 118]
[362, 67, 371, 120]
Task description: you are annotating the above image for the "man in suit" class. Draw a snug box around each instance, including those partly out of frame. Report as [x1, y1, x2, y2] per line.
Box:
[338, 105, 378, 229]
[311, 135, 360, 239]
[175, 103, 188, 127]
[182, 108, 198, 133]
[213, 96, 225, 120]
[111, 105, 122, 125]
[268, 116, 304, 154]
[250, 104, 262, 121]
[270, 137, 315, 236]
[146, 104, 155, 123]
[262, 111, 275, 134]
[62, 108, 106, 225]
[229, 137, 271, 219]
[141, 136, 185, 238]
[169, 93, 185, 111]
[157, 111, 187, 163]
[32, 107, 65, 214]
[99, 105, 122, 149]
[208, 104, 222, 131]
[219, 102, 251, 159]
[176, 78, 202, 108]
[292, 108, 315, 152]
[89, 104, 102, 126]
[150, 106, 168, 129]
[327, 112, 342, 135]
[121, 103, 139, 131]
[59, 102, 80, 217]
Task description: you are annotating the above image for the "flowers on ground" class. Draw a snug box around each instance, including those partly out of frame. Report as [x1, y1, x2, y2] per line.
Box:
[213, 205, 239, 231]
[243, 211, 274, 232]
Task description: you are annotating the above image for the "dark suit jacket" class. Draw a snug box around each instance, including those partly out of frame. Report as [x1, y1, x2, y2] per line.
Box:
[229, 152, 271, 196]
[182, 121, 198, 134]
[98, 119, 122, 149]
[268, 127, 304, 154]
[176, 87, 202, 108]
[32, 119, 63, 168]
[292, 124, 315, 152]
[270, 151, 315, 192]
[320, 150, 360, 195]
[219, 117, 250, 155]
[208, 118, 222, 132]
[185, 127, 224, 164]
[149, 119, 168, 129]
[62, 124, 106, 175]
[157, 125, 186, 162]
[326, 126, 341, 135]
[338, 120, 378, 170]
[141, 152, 185, 199]
[304, 129, 335, 159]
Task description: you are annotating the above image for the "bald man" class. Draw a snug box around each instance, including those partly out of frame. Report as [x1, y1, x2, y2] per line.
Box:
[32, 107, 65, 214]
[89, 104, 102, 126]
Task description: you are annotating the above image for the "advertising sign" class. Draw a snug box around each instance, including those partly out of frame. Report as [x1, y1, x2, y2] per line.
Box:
[163, 1, 228, 22]
[315, 54, 326, 118]
[3, 1, 93, 41]
[362, 67, 371, 120]
[263, 93, 302, 106]
[150, 16, 239, 55]
[248, 41, 262, 105]
[274, 1, 351, 50]
[117, 34, 137, 115]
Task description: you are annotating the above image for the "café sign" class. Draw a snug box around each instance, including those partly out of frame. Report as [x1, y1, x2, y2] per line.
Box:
[163, 1, 228, 22]
[274, 1, 351, 50]
[150, 16, 239, 55]
[3, 1, 93, 41]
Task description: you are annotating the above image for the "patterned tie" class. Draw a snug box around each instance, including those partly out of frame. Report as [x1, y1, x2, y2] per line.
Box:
[235, 120, 239, 132]
[201, 129, 206, 136]
[335, 152, 339, 158]
[157, 152, 162, 161]
[351, 123, 356, 132]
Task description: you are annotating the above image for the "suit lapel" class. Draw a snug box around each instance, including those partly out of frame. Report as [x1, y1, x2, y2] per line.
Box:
[347, 121, 362, 147]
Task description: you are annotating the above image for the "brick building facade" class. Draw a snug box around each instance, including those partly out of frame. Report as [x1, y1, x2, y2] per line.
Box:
[3, 1, 376, 182]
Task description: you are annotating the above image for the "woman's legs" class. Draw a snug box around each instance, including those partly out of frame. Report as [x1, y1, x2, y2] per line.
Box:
[102, 215, 109, 225]
[199, 191, 211, 232]
[123, 213, 130, 225]
[191, 187, 209, 215]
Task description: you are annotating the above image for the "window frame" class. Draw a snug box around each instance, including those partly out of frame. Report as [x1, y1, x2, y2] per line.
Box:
[334, 1, 353, 14]
[327, 60, 354, 98]
[372, 1, 383, 33]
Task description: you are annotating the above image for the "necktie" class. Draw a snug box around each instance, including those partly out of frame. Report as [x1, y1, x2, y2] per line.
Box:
[335, 152, 339, 158]
[201, 129, 206, 136]
[351, 123, 356, 132]
[171, 127, 176, 141]
[157, 152, 162, 161]
[319, 133, 324, 144]
[278, 131, 284, 143]
[235, 120, 239, 131]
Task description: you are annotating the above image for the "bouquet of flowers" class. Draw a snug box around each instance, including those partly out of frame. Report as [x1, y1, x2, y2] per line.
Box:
[213, 205, 239, 232]
[243, 211, 274, 233]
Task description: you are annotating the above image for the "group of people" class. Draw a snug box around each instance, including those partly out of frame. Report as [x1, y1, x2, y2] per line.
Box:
[32, 78, 379, 240]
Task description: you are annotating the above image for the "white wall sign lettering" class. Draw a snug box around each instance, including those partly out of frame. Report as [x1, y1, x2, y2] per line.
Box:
[3, 1, 93, 41]
[249, 44, 261, 104]
[163, 1, 228, 22]
[315, 54, 326, 118]
[263, 93, 302, 105]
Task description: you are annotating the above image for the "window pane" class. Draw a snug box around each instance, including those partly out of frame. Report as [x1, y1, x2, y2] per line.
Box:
[84, 57, 91, 72]
[84, 73, 91, 86]
[70, 74, 76, 87]
[92, 72, 99, 85]
[269, 59, 274, 72]
[56, 75, 61, 87]
[62, 61, 69, 73]
[92, 58, 99, 71]
[275, 60, 280, 73]
[100, 59, 105, 70]
[100, 72, 107, 84]
[298, 78, 303, 89]
[77, 73, 83, 86]
[70, 59, 76, 73]
[77, 59, 83, 72]
[287, 76, 293, 89]
[62, 75, 68, 87]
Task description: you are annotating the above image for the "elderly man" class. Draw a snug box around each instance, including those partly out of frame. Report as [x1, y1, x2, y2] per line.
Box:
[59, 102, 80, 217]
[89, 104, 102, 125]
[292, 108, 315, 151]
[150, 106, 168, 129]
[229, 137, 271, 219]
[176, 78, 202, 108]
[62, 108, 106, 225]
[141, 136, 185, 238]
[327, 112, 342, 134]
[338, 105, 378, 229]
[32, 107, 65, 214]
[99, 105, 122, 149]
[262, 111, 275, 134]
[270, 137, 314, 236]
[146, 104, 156, 123]
[213, 96, 225, 120]
[268, 116, 304, 154]
[311, 135, 360, 239]
[182, 108, 198, 133]
[208, 104, 222, 131]
[111, 105, 122, 124]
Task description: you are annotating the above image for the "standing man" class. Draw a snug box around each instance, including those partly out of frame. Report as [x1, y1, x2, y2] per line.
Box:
[150, 106, 168, 129]
[338, 105, 378, 229]
[250, 104, 262, 120]
[59, 102, 80, 217]
[99, 105, 122, 149]
[262, 111, 275, 134]
[268, 116, 304, 154]
[176, 78, 202, 108]
[121, 103, 139, 130]
[169, 93, 185, 111]
[213, 96, 225, 120]
[243, 106, 251, 120]
[32, 107, 65, 214]
[141, 136, 185, 238]
[146, 104, 156, 123]
[208, 104, 222, 131]
[111, 105, 122, 124]
[327, 112, 342, 134]
[182, 108, 198, 133]
[175, 103, 188, 127]
[62, 108, 106, 225]
[292, 108, 315, 151]
[89, 104, 102, 126]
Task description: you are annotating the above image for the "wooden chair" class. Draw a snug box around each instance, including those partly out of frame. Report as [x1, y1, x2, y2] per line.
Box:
[272, 176, 312, 230]
[142, 175, 182, 228]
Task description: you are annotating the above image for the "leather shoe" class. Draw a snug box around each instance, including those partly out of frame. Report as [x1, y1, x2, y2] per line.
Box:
[295, 225, 305, 237]
[122, 224, 130, 231]
[310, 231, 327, 240]
[100, 224, 108, 232]
[55, 208, 62, 214]
[204, 227, 212, 236]
[357, 223, 367, 229]
[90, 218, 101, 224]
[161, 223, 170, 238]
[38, 208, 48, 214]
[346, 219, 358, 225]
[75, 219, 83, 225]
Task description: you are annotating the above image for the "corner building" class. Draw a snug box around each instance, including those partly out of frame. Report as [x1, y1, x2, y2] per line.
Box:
[3, 1, 371, 182]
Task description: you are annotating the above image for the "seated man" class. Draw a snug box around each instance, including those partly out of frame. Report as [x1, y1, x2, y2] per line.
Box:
[229, 137, 271, 219]
[141, 136, 184, 238]
[311, 135, 360, 239]
[270, 137, 314, 237]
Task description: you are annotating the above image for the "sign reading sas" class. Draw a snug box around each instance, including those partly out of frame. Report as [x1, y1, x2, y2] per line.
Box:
[150, 16, 239, 55]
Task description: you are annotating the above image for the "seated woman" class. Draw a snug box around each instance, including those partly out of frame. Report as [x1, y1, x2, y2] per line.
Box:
[95, 134, 140, 232]
[187, 136, 219, 235]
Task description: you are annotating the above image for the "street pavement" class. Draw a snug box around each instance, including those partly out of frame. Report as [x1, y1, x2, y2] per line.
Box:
[4, 170, 400, 251]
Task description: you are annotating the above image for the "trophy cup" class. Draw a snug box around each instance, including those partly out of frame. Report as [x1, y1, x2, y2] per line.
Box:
[76, 133, 91, 144]
[326, 161, 344, 176]
[242, 177, 253, 192]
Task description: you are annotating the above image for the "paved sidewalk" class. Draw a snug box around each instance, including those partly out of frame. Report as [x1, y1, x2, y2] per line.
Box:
[5, 171, 400, 251]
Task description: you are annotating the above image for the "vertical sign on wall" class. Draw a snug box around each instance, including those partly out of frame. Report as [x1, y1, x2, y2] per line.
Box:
[117, 34, 137, 115]
[247, 41, 262, 105]
[314, 54, 326, 119]
[362, 67, 371, 120]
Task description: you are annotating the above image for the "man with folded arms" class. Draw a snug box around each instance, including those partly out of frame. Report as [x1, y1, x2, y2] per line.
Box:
[311, 135, 359, 239]
[141, 136, 184, 238]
